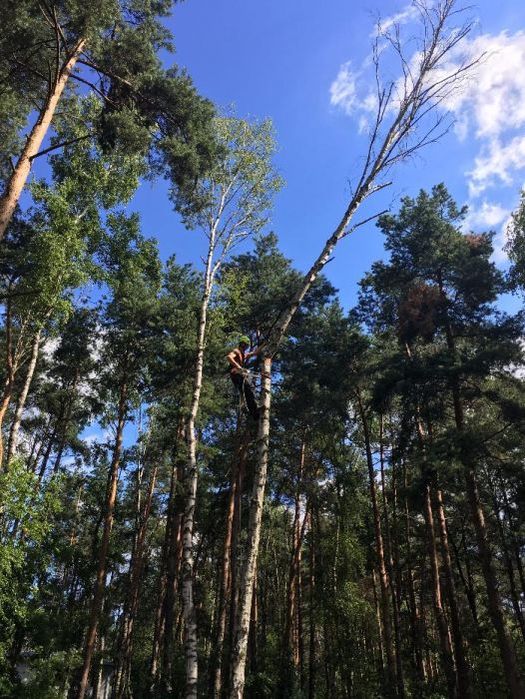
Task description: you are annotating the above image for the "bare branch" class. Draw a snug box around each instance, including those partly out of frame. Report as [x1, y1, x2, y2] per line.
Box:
[341, 209, 390, 238]
[30, 133, 94, 161]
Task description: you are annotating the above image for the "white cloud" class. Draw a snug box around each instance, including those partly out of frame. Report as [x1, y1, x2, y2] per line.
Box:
[432, 31, 525, 196]
[462, 201, 509, 230]
[468, 134, 525, 197]
[452, 32, 525, 139]
[329, 61, 360, 115]
[375, 3, 420, 36]
[329, 62, 379, 135]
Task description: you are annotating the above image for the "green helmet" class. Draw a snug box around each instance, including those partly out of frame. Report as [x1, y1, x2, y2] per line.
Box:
[238, 335, 250, 346]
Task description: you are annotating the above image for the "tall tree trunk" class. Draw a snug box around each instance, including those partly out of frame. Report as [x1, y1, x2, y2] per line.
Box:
[402, 460, 426, 689]
[7, 327, 42, 463]
[77, 380, 127, 699]
[213, 425, 249, 699]
[490, 486, 525, 645]
[422, 482, 457, 696]
[308, 510, 316, 699]
[500, 483, 525, 600]
[150, 450, 182, 688]
[379, 418, 405, 698]
[356, 392, 397, 696]
[433, 486, 472, 697]
[37, 415, 62, 482]
[182, 235, 216, 699]
[0, 296, 16, 469]
[283, 442, 307, 673]
[113, 462, 158, 698]
[0, 39, 86, 241]
[160, 508, 183, 692]
[449, 524, 479, 631]
[229, 356, 272, 698]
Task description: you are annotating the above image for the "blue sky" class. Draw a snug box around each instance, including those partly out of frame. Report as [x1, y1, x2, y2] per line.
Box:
[128, 0, 525, 311]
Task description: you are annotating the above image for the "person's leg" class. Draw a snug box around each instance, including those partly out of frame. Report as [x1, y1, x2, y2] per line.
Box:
[231, 373, 244, 409]
[242, 380, 259, 421]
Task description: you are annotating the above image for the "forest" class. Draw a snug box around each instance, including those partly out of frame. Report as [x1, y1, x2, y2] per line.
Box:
[0, 0, 524, 697]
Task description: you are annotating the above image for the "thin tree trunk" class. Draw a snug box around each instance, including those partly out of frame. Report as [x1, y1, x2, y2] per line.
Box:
[500, 483, 525, 600]
[113, 462, 158, 698]
[422, 482, 457, 696]
[37, 415, 62, 482]
[449, 524, 479, 630]
[213, 427, 248, 699]
[0, 296, 15, 469]
[403, 461, 426, 688]
[182, 234, 216, 699]
[490, 486, 525, 645]
[229, 356, 272, 698]
[53, 372, 80, 473]
[160, 511, 183, 691]
[7, 327, 42, 463]
[372, 568, 386, 682]
[308, 510, 316, 699]
[150, 450, 182, 688]
[379, 418, 405, 698]
[356, 392, 397, 695]
[433, 486, 472, 697]
[283, 442, 306, 672]
[77, 380, 127, 699]
[0, 39, 86, 241]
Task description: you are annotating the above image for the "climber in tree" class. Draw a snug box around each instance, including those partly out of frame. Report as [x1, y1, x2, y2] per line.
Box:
[227, 335, 260, 420]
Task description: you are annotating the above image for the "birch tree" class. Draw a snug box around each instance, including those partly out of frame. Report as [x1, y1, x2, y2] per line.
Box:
[228, 2, 483, 695]
[177, 115, 282, 698]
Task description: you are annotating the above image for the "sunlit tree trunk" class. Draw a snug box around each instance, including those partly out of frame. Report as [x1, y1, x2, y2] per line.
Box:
[0, 39, 86, 241]
[229, 356, 272, 698]
[182, 229, 217, 698]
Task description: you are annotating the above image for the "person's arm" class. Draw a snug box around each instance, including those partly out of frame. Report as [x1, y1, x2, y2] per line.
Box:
[245, 347, 260, 360]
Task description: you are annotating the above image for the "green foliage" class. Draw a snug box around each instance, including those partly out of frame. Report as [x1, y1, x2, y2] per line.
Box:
[0, 461, 62, 689]
[507, 189, 525, 291]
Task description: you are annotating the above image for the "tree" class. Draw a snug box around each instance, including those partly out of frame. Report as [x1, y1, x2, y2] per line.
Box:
[229, 3, 482, 694]
[77, 213, 162, 699]
[177, 115, 282, 698]
[0, 0, 218, 241]
[358, 184, 525, 697]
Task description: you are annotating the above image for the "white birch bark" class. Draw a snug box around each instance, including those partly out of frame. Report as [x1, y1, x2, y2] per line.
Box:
[7, 327, 42, 463]
[182, 227, 217, 699]
[229, 356, 272, 698]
